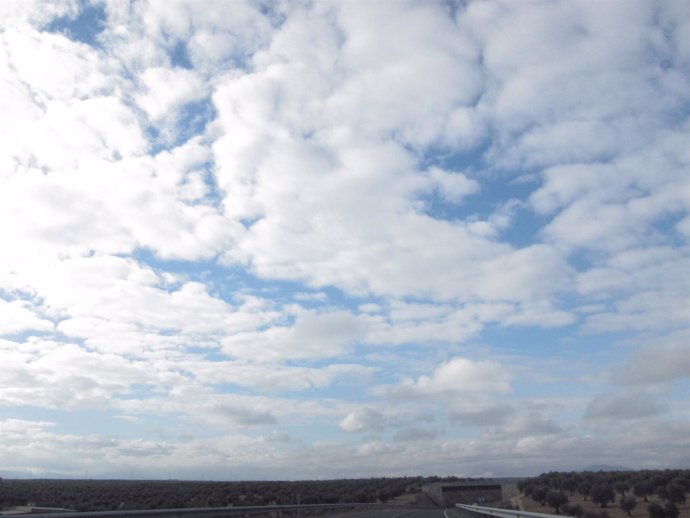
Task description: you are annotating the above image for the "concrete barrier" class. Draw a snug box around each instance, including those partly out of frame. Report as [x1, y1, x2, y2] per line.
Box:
[456, 504, 575, 518]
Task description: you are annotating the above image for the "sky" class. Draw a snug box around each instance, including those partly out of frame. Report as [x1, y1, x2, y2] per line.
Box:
[1, 0, 689, 481]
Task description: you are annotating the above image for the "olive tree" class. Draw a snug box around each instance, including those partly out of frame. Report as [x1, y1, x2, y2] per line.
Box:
[634, 482, 653, 502]
[546, 490, 569, 514]
[591, 484, 615, 508]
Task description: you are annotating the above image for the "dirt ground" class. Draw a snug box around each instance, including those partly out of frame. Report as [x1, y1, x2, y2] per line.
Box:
[519, 493, 690, 518]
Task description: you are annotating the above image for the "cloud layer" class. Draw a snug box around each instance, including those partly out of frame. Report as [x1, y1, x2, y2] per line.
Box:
[1, 0, 689, 479]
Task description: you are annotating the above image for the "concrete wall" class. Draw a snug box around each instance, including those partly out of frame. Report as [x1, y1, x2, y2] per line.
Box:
[422, 483, 503, 507]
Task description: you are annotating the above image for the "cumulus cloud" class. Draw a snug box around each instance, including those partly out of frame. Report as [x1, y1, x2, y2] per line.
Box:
[135, 66, 207, 122]
[27, 256, 268, 350]
[392, 357, 512, 398]
[426, 166, 480, 203]
[339, 408, 387, 433]
[0, 299, 54, 335]
[578, 247, 690, 332]
[0, 0, 78, 27]
[1, 0, 690, 479]
[221, 309, 370, 362]
[0, 338, 164, 409]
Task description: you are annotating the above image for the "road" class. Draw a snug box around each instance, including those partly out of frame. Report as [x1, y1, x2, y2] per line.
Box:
[323, 506, 474, 518]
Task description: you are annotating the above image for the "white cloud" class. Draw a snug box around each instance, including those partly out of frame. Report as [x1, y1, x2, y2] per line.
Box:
[1, 0, 689, 480]
[0, 30, 234, 271]
[115, 389, 357, 434]
[221, 309, 370, 362]
[0, 26, 128, 175]
[136, 66, 207, 122]
[2, 27, 109, 103]
[339, 408, 387, 433]
[0, 299, 53, 335]
[426, 167, 480, 203]
[181, 360, 375, 393]
[1, 153, 235, 268]
[394, 357, 511, 398]
[2, 255, 285, 362]
[467, 0, 684, 168]
[0, 0, 78, 27]
[578, 247, 690, 332]
[106, 0, 272, 72]
[366, 302, 486, 346]
[208, 0, 577, 312]
[0, 338, 162, 409]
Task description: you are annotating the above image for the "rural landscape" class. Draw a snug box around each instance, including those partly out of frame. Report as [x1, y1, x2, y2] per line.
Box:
[1, 470, 689, 518]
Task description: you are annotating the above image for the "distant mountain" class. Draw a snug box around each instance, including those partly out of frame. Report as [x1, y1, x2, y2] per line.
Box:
[585, 465, 634, 472]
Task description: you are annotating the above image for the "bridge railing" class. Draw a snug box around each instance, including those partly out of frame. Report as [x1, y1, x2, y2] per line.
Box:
[456, 504, 574, 518]
[13, 503, 377, 518]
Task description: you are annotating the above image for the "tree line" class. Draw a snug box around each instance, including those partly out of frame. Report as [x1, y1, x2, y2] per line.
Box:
[0, 476, 465, 512]
[519, 469, 689, 518]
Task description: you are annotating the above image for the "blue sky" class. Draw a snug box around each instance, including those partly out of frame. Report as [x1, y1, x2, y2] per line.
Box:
[1, 0, 690, 480]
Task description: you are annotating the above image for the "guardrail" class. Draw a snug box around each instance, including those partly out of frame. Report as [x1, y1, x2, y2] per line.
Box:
[15, 503, 374, 518]
[456, 504, 574, 518]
